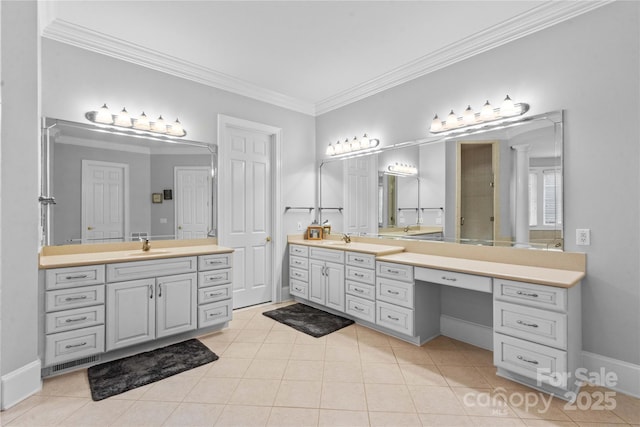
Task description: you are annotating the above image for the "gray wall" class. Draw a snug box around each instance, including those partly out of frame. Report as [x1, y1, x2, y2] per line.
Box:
[316, 2, 640, 365]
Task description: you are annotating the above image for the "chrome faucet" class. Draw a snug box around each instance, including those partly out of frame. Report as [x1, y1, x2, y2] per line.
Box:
[404, 225, 410, 232]
[142, 239, 151, 252]
[341, 233, 351, 243]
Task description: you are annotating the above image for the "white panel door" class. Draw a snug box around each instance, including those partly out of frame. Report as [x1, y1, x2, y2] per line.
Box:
[221, 125, 272, 308]
[106, 278, 155, 351]
[344, 156, 377, 235]
[156, 273, 197, 338]
[175, 167, 211, 239]
[82, 160, 128, 243]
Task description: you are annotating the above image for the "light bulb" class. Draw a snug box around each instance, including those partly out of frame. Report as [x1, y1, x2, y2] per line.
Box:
[167, 118, 184, 136]
[446, 110, 459, 129]
[500, 95, 516, 117]
[463, 105, 475, 125]
[480, 100, 495, 121]
[342, 138, 352, 153]
[94, 103, 113, 124]
[351, 137, 361, 151]
[114, 107, 132, 127]
[326, 143, 335, 156]
[360, 134, 370, 148]
[334, 140, 343, 155]
[430, 114, 443, 132]
[151, 115, 167, 133]
[134, 112, 151, 131]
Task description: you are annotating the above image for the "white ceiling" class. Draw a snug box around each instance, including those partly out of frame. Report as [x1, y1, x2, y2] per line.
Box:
[40, 1, 609, 115]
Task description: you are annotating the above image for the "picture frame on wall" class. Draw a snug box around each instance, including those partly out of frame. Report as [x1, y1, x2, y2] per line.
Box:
[152, 193, 163, 203]
[306, 225, 323, 240]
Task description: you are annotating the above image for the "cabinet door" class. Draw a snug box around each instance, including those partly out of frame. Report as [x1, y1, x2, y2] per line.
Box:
[325, 261, 345, 312]
[106, 278, 155, 351]
[309, 260, 326, 305]
[156, 273, 197, 339]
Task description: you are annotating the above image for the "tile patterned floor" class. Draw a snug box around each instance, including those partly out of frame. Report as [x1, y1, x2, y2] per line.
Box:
[1, 302, 638, 426]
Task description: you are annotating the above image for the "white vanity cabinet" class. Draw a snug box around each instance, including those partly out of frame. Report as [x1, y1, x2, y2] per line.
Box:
[344, 252, 376, 323]
[493, 278, 582, 396]
[309, 247, 345, 312]
[106, 257, 197, 351]
[43, 265, 106, 366]
[197, 253, 233, 328]
[289, 244, 310, 299]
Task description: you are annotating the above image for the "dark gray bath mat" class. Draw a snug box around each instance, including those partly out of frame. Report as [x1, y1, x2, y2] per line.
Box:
[262, 303, 354, 338]
[87, 339, 218, 401]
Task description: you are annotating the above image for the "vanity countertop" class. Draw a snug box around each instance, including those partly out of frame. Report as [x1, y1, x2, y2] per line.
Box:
[39, 239, 233, 269]
[376, 251, 584, 288]
[288, 238, 404, 256]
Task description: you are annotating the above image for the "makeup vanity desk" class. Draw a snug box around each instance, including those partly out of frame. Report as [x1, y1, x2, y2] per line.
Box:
[288, 236, 585, 399]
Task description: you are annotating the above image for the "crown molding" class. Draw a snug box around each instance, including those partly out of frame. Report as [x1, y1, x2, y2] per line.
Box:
[41, 19, 316, 116]
[314, 1, 613, 115]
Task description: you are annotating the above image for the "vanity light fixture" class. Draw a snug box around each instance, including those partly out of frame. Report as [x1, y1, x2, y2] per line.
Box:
[429, 95, 529, 134]
[85, 104, 187, 137]
[388, 162, 418, 176]
[325, 133, 380, 157]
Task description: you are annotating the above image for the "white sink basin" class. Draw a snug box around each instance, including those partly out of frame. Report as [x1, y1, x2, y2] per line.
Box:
[126, 249, 170, 256]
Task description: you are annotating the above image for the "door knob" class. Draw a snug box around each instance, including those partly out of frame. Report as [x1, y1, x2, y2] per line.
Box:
[178, 226, 182, 230]
[266, 236, 272, 242]
[87, 226, 94, 230]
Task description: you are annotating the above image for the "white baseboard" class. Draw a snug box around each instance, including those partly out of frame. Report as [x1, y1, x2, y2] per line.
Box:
[1, 359, 42, 410]
[582, 351, 640, 398]
[440, 315, 493, 350]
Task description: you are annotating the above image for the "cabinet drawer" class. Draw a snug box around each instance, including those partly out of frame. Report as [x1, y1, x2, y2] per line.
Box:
[416, 267, 492, 293]
[46, 305, 105, 334]
[494, 279, 567, 311]
[346, 252, 375, 269]
[290, 267, 309, 282]
[376, 300, 414, 336]
[198, 253, 233, 271]
[289, 244, 309, 257]
[309, 247, 345, 263]
[44, 325, 105, 366]
[45, 265, 105, 290]
[46, 285, 105, 312]
[346, 280, 375, 301]
[198, 268, 232, 288]
[494, 333, 567, 388]
[494, 301, 567, 349]
[290, 255, 309, 270]
[376, 277, 414, 309]
[198, 283, 233, 304]
[376, 262, 413, 283]
[345, 294, 376, 323]
[290, 278, 308, 299]
[346, 265, 375, 285]
[107, 257, 197, 282]
[198, 299, 233, 328]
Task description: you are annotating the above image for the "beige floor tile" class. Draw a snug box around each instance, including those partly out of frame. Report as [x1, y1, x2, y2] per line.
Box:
[421, 335, 459, 350]
[438, 365, 492, 388]
[325, 332, 359, 347]
[234, 328, 270, 343]
[419, 413, 475, 426]
[320, 382, 367, 410]
[222, 342, 262, 358]
[322, 361, 363, 383]
[400, 363, 448, 386]
[522, 420, 579, 426]
[227, 378, 281, 406]
[199, 329, 241, 342]
[244, 359, 287, 379]
[294, 332, 327, 345]
[283, 359, 324, 381]
[6, 396, 88, 426]
[0, 395, 48, 425]
[255, 342, 294, 359]
[359, 345, 397, 364]
[214, 404, 271, 427]
[138, 375, 200, 402]
[393, 347, 435, 365]
[266, 407, 320, 427]
[225, 318, 251, 330]
[162, 402, 224, 427]
[289, 343, 326, 360]
[475, 366, 533, 392]
[462, 349, 495, 366]
[264, 329, 298, 344]
[201, 340, 230, 356]
[469, 416, 527, 426]
[318, 409, 370, 427]
[183, 377, 240, 404]
[361, 362, 405, 384]
[408, 385, 465, 415]
[610, 391, 640, 424]
[387, 336, 419, 349]
[325, 345, 360, 362]
[426, 349, 473, 366]
[451, 386, 517, 417]
[562, 407, 628, 424]
[508, 393, 572, 421]
[356, 330, 391, 347]
[244, 315, 277, 330]
[205, 357, 252, 378]
[365, 383, 416, 413]
[40, 370, 92, 398]
[369, 410, 423, 426]
[273, 380, 322, 408]
[54, 398, 134, 426]
[232, 307, 259, 320]
[110, 400, 179, 427]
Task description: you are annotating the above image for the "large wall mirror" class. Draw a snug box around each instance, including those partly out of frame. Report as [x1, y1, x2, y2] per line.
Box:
[41, 118, 217, 246]
[319, 110, 563, 250]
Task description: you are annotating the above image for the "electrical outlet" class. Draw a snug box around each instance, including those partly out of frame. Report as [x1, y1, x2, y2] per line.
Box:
[576, 229, 591, 246]
[435, 217, 442, 225]
[297, 222, 303, 231]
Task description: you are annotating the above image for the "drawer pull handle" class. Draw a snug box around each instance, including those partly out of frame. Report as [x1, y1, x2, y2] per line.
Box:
[149, 284, 154, 299]
[207, 260, 225, 265]
[65, 316, 88, 323]
[208, 276, 224, 281]
[158, 284, 162, 298]
[353, 288, 364, 293]
[387, 269, 400, 274]
[294, 287, 303, 292]
[64, 295, 88, 302]
[354, 305, 364, 312]
[387, 290, 400, 295]
[354, 273, 365, 278]
[65, 342, 87, 349]
[354, 257, 364, 262]
[516, 291, 539, 298]
[65, 274, 89, 280]
[516, 320, 539, 328]
[208, 311, 223, 317]
[517, 355, 539, 365]
[387, 315, 400, 321]
[441, 276, 457, 282]
[207, 291, 224, 297]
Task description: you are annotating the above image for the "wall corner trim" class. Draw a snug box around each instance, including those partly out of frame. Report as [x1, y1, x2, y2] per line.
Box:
[1, 359, 42, 410]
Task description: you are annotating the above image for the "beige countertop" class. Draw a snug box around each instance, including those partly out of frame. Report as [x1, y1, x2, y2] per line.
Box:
[288, 238, 404, 256]
[39, 240, 233, 269]
[376, 252, 584, 288]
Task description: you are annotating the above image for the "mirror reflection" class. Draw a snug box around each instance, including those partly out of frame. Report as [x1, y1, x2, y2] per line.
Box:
[319, 110, 563, 250]
[43, 118, 217, 245]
